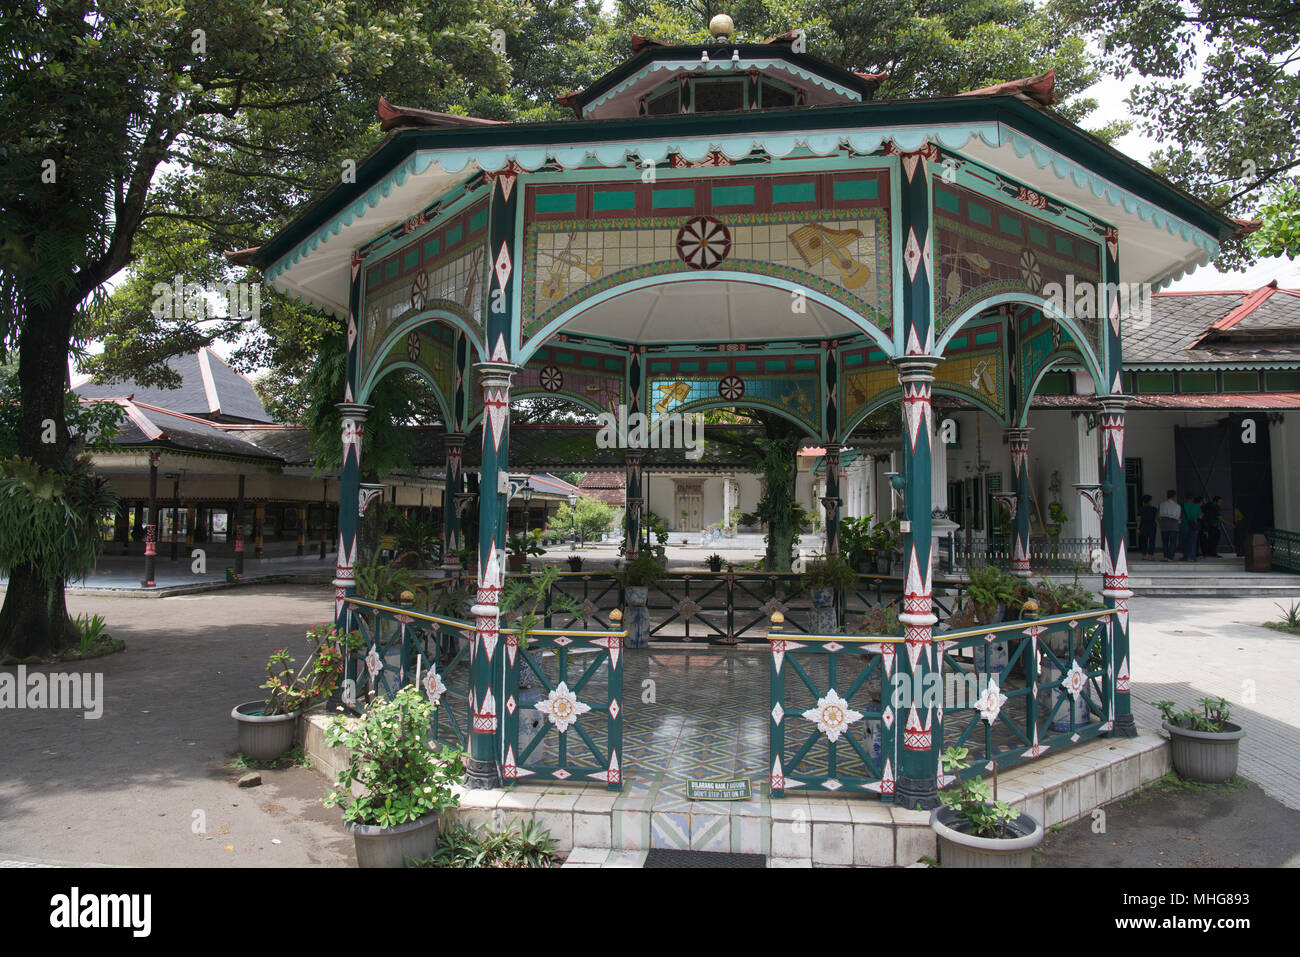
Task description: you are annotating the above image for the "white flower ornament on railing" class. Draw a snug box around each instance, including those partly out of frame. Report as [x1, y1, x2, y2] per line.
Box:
[802, 689, 862, 743]
[535, 681, 591, 734]
[1062, 660, 1088, 700]
[974, 676, 1008, 724]
[365, 645, 383, 681]
[421, 667, 447, 706]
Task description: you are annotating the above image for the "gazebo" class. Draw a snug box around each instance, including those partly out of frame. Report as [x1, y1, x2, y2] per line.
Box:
[239, 21, 1240, 808]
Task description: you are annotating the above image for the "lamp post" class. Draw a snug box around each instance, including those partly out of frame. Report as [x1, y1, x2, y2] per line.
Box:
[567, 492, 578, 545]
[521, 483, 533, 536]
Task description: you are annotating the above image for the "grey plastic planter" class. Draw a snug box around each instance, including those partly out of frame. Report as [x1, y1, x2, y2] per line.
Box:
[232, 701, 298, 761]
[929, 805, 1043, 868]
[345, 811, 442, 868]
[1163, 720, 1244, 784]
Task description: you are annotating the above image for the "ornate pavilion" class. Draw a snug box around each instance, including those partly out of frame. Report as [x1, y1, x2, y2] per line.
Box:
[235, 20, 1241, 808]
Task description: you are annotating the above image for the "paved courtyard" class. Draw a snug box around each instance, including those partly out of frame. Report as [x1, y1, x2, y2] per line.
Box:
[0, 584, 1297, 865]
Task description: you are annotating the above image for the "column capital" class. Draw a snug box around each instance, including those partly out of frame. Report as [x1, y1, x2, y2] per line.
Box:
[892, 355, 942, 380]
[624, 449, 644, 466]
[1096, 394, 1129, 415]
[336, 401, 373, 420]
[444, 431, 467, 451]
[472, 361, 520, 386]
[1005, 426, 1035, 442]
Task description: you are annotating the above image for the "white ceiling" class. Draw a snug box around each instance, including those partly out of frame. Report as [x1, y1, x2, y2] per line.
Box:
[562, 276, 865, 343]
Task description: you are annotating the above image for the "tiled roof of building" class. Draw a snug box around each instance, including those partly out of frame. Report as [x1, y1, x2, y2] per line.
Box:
[75, 348, 272, 423]
[1126, 283, 1300, 366]
[90, 399, 282, 462]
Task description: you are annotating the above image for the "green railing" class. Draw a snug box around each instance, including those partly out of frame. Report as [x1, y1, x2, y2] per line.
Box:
[533, 571, 967, 643]
[936, 609, 1114, 780]
[1265, 528, 1300, 573]
[502, 625, 625, 791]
[343, 596, 471, 748]
[951, 537, 1101, 573]
[767, 607, 1115, 797]
[341, 595, 624, 788]
[769, 634, 897, 797]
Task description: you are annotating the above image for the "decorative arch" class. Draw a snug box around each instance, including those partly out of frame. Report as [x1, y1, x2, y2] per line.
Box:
[363, 307, 484, 394]
[517, 271, 893, 367]
[358, 359, 454, 428]
[934, 292, 1106, 391]
[1016, 353, 1077, 427]
[838, 390, 901, 441]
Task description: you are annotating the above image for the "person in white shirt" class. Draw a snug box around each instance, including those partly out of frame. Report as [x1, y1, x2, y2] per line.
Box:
[1157, 490, 1181, 562]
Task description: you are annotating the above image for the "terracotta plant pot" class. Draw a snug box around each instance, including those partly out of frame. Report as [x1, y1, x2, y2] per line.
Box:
[232, 701, 298, 761]
[929, 805, 1043, 868]
[1163, 720, 1244, 783]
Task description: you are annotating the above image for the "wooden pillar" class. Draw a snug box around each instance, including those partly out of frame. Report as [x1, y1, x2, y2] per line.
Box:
[320, 479, 328, 560]
[335, 404, 369, 626]
[822, 447, 842, 557]
[170, 477, 181, 561]
[234, 475, 245, 579]
[186, 505, 196, 550]
[296, 505, 306, 556]
[253, 504, 265, 559]
[141, 453, 159, 587]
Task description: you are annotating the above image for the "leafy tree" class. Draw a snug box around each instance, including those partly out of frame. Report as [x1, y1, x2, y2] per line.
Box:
[0, 0, 526, 654]
[1250, 183, 1300, 261]
[546, 496, 617, 543]
[1056, 0, 1300, 268]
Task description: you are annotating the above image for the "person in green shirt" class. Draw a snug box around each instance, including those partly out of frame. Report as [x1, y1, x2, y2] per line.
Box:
[1180, 495, 1202, 562]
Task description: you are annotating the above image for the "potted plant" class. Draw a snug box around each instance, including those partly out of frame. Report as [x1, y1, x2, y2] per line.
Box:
[1045, 501, 1068, 540]
[871, 518, 900, 575]
[232, 623, 356, 760]
[706, 553, 724, 572]
[930, 747, 1043, 867]
[801, 554, 857, 633]
[324, 685, 463, 868]
[621, 554, 666, 648]
[1156, 697, 1245, 783]
[566, 554, 583, 572]
[457, 543, 478, 577]
[964, 566, 1016, 673]
[505, 531, 545, 573]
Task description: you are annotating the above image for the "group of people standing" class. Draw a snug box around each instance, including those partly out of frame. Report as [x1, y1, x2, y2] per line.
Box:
[1137, 490, 1225, 562]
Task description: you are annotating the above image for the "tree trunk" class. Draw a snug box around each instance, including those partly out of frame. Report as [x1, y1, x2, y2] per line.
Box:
[752, 413, 803, 573]
[0, 295, 78, 658]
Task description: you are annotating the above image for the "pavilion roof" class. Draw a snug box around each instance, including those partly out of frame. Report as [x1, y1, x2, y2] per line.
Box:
[75, 347, 272, 424]
[1124, 283, 1300, 366]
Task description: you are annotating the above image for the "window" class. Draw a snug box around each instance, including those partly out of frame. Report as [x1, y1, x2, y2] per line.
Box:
[1266, 370, 1300, 391]
[1136, 372, 1175, 393]
[644, 88, 679, 115]
[1178, 371, 1216, 393]
[693, 79, 745, 112]
[760, 79, 796, 108]
[1222, 370, 1260, 392]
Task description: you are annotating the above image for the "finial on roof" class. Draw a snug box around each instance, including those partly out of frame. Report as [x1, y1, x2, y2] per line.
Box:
[709, 14, 734, 40]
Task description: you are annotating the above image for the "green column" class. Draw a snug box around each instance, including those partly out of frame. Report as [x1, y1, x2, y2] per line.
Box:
[891, 142, 943, 809]
[624, 451, 643, 561]
[442, 433, 465, 574]
[895, 356, 941, 809]
[467, 361, 518, 789]
[1008, 427, 1034, 577]
[334, 402, 370, 629]
[1099, 396, 1136, 737]
[822, 446, 841, 557]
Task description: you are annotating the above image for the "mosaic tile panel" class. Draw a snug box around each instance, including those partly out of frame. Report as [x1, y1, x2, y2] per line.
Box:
[521, 173, 893, 344]
[1018, 309, 1081, 406]
[932, 182, 1101, 349]
[516, 342, 626, 415]
[645, 351, 822, 435]
[366, 318, 457, 413]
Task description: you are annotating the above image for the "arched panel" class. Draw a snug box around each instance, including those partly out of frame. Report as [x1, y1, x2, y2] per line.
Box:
[360, 318, 460, 426]
[518, 271, 894, 367]
[1016, 353, 1077, 428]
[515, 341, 627, 416]
[935, 292, 1105, 391]
[358, 360, 453, 428]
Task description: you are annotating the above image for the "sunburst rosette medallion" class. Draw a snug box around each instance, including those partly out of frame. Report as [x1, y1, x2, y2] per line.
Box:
[802, 689, 862, 743]
[421, 666, 447, 706]
[974, 676, 1008, 723]
[535, 681, 591, 734]
[1061, 659, 1088, 700]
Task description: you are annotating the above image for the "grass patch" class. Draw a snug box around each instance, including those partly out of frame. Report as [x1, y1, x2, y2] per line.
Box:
[2, 636, 126, 666]
[230, 746, 311, 772]
[1146, 772, 1250, 796]
[1262, 622, 1300, 636]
